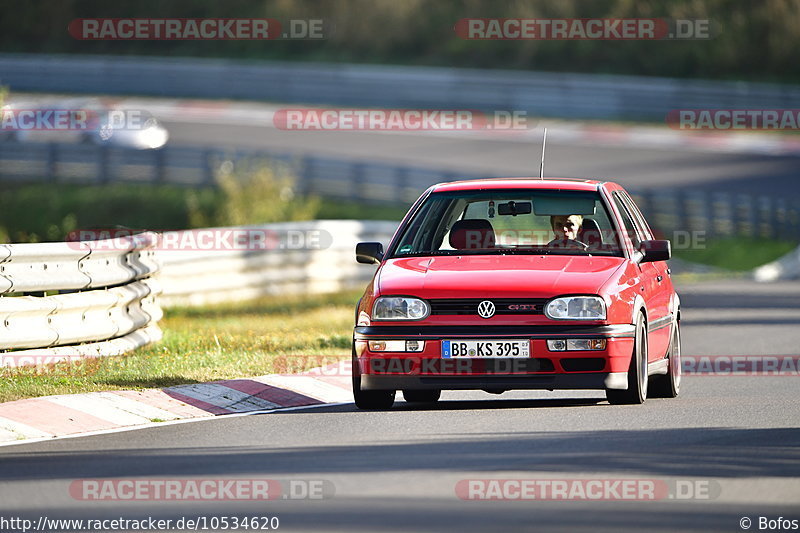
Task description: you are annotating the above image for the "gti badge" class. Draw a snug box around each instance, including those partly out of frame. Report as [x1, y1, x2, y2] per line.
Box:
[477, 300, 495, 319]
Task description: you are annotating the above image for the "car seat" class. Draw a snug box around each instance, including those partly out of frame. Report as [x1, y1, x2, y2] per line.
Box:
[449, 219, 496, 249]
[578, 218, 603, 247]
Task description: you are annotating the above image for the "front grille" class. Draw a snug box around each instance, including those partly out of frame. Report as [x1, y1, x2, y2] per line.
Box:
[429, 299, 547, 315]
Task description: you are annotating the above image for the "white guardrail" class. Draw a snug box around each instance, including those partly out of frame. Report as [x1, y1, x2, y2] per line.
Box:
[157, 220, 397, 306]
[0, 233, 162, 361]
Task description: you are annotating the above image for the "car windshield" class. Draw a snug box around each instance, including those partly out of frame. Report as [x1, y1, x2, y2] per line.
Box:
[390, 188, 624, 257]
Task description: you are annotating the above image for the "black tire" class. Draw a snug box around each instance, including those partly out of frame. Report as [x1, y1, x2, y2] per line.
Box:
[352, 353, 395, 410]
[649, 321, 681, 398]
[402, 389, 441, 403]
[606, 313, 648, 405]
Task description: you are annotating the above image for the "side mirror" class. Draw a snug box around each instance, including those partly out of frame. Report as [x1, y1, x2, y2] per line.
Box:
[639, 239, 671, 263]
[356, 242, 384, 264]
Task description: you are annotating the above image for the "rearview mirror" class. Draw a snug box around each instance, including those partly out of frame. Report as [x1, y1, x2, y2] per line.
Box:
[356, 242, 384, 264]
[639, 240, 671, 263]
[498, 201, 532, 216]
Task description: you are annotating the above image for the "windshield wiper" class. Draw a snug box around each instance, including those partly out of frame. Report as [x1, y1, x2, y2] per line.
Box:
[391, 248, 622, 258]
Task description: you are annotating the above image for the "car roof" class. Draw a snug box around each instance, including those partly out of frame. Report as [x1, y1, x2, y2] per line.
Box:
[431, 177, 611, 193]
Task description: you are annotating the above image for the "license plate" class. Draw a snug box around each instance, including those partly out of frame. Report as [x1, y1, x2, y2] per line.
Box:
[441, 339, 530, 358]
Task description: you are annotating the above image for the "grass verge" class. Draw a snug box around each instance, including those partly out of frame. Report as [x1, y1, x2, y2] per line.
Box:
[673, 237, 797, 272]
[0, 291, 361, 403]
[316, 200, 406, 221]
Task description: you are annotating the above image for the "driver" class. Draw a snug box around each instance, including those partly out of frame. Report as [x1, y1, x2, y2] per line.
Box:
[547, 214, 588, 249]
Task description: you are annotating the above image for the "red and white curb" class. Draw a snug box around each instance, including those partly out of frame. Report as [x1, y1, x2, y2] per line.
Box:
[0, 362, 352, 444]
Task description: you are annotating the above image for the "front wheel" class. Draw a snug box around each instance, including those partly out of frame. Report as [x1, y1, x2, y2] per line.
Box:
[606, 313, 648, 405]
[352, 353, 395, 410]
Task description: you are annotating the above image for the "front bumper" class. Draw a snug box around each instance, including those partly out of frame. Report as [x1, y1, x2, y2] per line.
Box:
[354, 324, 634, 391]
[361, 372, 629, 391]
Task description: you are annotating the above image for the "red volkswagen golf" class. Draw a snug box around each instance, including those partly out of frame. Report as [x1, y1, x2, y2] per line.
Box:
[353, 178, 681, 409]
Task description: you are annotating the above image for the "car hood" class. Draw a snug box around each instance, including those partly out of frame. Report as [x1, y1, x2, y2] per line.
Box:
[378, 254, 626, 299]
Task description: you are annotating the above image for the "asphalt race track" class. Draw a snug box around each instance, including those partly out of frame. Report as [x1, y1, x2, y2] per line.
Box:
[162, 119, 800, 197]
[1, 279, 798, 532]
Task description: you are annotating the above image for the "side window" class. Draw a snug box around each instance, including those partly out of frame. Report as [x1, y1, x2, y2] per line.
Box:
[612, 194, 641, 249]
[619, 192, 654, 240]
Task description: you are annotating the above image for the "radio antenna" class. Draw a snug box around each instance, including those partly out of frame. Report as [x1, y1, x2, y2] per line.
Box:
[539, 128, 547, 180]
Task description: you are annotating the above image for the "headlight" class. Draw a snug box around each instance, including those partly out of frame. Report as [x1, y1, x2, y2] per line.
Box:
[545, 296, 606, 320]
[372, 297, 430, 320]
[139, 127, 168, 149]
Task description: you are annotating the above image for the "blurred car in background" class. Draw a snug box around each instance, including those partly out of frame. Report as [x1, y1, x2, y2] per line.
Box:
[0, 97, 169, 149]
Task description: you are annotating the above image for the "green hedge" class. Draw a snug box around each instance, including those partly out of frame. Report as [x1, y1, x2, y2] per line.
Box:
[0, 182, 405, 243]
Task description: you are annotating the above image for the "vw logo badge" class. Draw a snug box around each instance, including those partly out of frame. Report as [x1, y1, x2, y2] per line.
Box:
[477, 300, 495, 319]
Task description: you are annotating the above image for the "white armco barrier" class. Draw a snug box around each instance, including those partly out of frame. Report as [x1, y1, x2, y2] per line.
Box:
[158, 220, 398, 307]
[0, 233, 162, 360]
[753, 245, 800, 282]
[0, 232, 160, 294]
